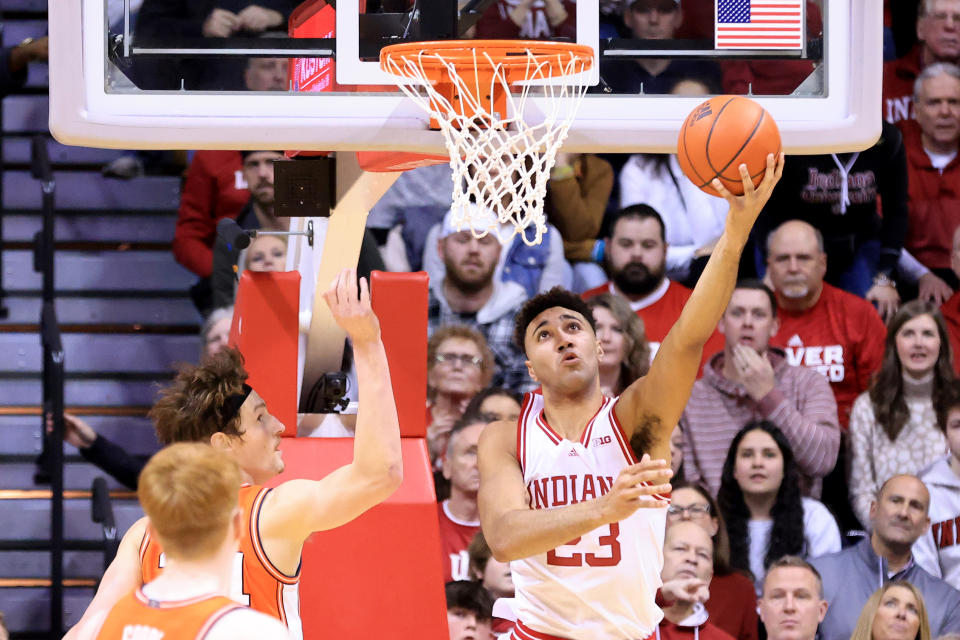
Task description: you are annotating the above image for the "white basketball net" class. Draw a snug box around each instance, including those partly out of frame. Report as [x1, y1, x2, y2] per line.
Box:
[382, 47, 591, 246]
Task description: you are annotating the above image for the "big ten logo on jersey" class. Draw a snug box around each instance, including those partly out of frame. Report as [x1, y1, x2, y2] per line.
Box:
[784, 336, 845, 382]
[121, 625, 164, 640]
[158, 552, 250, 605]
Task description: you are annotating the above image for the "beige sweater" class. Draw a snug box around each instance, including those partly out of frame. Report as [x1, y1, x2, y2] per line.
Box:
[849, 374, 947, 528]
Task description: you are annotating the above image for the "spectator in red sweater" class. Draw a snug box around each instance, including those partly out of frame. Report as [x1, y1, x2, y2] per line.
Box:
[582, 205, 723, 369]
[904, 62, 960, 289]
[173, 57, 288, 281]
[657, 521, 737, 640]
[884, 0, 960, 128]
[681, 280, 840, 498]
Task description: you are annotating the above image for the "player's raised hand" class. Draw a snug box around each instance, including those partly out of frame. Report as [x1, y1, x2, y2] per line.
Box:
[323, 268, 381, 345]
[598, 454, 672, 524]
[713, 152, 784, 241]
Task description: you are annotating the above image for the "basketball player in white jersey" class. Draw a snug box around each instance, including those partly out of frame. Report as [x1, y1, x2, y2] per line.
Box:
[478, 155, 784, 640]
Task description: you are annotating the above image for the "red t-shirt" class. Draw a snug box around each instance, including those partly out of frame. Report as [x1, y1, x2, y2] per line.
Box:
[706, 572, 759, 640]
[941, 291, 960, 378]
[438, 501, 481, 583]
[770, 283, 886, 428]
[582, 280, 725, 375]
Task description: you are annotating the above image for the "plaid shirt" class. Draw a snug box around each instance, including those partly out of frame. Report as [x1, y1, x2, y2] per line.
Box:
[427, 286, 535, 393]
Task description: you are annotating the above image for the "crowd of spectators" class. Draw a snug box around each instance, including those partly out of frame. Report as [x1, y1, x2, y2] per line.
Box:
[54, 0, 960, 637]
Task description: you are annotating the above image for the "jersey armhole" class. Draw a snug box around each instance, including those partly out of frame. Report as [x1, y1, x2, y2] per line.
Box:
[250, 488, 302, 584]
[197, 603, 247, 640]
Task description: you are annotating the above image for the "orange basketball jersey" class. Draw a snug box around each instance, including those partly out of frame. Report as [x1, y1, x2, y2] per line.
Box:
[94, 589, 241, 639]
[139, 485, 302, 639]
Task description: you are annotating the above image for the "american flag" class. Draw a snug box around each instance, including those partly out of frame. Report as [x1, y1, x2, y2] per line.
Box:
[715, 0, 804, 50]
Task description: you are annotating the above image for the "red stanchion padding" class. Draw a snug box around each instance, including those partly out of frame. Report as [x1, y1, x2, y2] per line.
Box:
[229, 271, 300, 437]
[267, 438, 447, 638]
[371, 271, 428, 438]
[357, 150, 450, 172]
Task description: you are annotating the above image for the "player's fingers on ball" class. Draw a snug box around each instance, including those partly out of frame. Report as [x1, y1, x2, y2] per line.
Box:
[711, 179, 734, 204]
[739, 163, 756, 195]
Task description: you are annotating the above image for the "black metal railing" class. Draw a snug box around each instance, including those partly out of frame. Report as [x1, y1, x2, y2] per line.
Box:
[31, 133, 66, 636]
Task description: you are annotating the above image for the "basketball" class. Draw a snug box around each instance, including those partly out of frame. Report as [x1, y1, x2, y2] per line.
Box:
[676, 96, 781, 198]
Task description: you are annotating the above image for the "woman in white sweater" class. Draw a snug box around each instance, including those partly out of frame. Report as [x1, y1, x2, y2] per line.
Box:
[718, 421, 841, 594]
[849, 300, 954, 528]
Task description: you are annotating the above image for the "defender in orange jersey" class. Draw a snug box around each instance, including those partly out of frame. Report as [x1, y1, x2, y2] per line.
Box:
[65, 269, 403, 639]
[72, 443, 288, 640]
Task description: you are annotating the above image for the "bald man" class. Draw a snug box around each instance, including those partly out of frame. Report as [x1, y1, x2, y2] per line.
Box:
[765, 219, 886, 429]
[811, 474, 960, 640]
[658, 522, 735, 640]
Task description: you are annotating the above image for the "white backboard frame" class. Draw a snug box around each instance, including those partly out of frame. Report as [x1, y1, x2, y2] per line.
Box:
[49, 0, 882, 154]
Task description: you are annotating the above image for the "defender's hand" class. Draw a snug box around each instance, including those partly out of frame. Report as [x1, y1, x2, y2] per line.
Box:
[597, 455, 672, 524]
[712, 152, 784, 242]
[323, 268, 381, 345]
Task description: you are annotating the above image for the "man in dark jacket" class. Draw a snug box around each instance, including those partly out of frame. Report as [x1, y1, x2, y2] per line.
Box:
[811, 474, 960, 640]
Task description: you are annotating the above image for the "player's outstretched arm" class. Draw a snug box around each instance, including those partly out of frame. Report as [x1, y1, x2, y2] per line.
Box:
[262, 269, 403, 545]
[616, 154, 784, 447]
[62, 517, 148, 639]
[478, 421, 671, 562]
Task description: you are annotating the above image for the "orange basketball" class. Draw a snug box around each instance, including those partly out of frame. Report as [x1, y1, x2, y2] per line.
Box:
[676, 96, 781, 197]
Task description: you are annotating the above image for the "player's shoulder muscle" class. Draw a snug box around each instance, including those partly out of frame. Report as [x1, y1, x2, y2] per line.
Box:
[478, 419, 518, 462]
[205, 608, 291, 640]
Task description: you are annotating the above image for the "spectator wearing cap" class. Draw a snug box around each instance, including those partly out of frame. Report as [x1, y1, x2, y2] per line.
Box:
[600, 0, 721, 95]
[426, 207, 534, 392]
[423, 205, 571, 298]
[884, 0, 960, 129]
[902, 63, 960, 290]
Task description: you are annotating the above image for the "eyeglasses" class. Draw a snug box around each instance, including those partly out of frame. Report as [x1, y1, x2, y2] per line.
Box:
[434, 352, 483, 368]
[666, 504, 711, 518]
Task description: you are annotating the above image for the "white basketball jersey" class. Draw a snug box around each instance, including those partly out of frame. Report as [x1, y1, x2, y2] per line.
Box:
[510, 391, 668, 640]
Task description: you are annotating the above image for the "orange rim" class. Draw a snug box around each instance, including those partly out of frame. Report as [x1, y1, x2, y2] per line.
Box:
[380, 39, 594, 79]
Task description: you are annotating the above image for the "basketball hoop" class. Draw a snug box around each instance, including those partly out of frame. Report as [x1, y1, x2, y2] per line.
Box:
[380, 40, 594, 246]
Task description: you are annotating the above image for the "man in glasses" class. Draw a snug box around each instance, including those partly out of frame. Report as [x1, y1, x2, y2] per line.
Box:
[680, 279, 840, 498]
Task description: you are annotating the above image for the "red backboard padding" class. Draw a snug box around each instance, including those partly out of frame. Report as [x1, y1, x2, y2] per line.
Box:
[267, 438, 447, 638]
[371, 271, 428, 438]
[229, 271, 301, 437]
